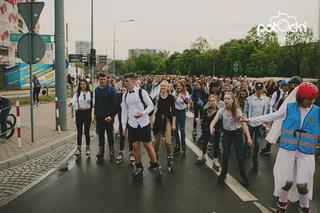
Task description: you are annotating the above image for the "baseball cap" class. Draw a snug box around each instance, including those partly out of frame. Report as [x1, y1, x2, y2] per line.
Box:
[255, 82, 264, 89]
[280, 80, 289, 86]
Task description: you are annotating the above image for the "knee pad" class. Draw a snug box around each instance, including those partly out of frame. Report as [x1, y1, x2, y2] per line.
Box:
[282, 182, 293, 191]
[297, 183, 308, 195]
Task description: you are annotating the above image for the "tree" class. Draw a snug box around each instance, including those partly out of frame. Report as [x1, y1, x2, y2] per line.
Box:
[190, 37, 210, 53]
[285, 28, 315, 76]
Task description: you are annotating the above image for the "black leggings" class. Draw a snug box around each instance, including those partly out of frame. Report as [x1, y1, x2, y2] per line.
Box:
[202, 131, 221, 158]
[76, 110, 92, 146]
[221, 129, 245, 173]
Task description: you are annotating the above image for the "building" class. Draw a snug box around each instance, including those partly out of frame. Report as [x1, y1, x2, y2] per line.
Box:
[0, 0, 37, 67]
[75, 41, 91, 55]
[0, 0, 47, 88]
[97, 55, 107, 65]
[128, 48, 157, 58]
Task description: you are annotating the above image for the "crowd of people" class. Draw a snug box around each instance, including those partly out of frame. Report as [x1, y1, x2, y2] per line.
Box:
[69, 73, 320, 213]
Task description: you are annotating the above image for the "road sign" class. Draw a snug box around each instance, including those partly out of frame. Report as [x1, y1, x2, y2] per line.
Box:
[17, 32, 45, 64]
[68, 54, 82, 63]
[18, 2, 44, 31]
[10, 33, 53, 43]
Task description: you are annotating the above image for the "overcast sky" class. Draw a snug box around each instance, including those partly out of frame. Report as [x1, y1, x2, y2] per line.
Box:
[39, 0, 319, 59]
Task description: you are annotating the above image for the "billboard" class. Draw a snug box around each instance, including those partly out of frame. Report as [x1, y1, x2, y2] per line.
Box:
[3, 63, 55, 88]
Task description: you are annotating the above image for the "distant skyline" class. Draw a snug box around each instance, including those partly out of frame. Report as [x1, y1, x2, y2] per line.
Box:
[39, 0, 319, 59]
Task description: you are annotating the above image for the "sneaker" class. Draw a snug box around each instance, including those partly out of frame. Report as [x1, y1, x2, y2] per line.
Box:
[181, 144, 186, 153]
[129, 152, 135, 163]
[116, 150, 124, 164]
[85, 146, 91, 156]
[174, 145, 181, 155]
[192, 129, 197, 135]
[196, 154, 206, 165]
[276, 202, 287, 213]
[218, 170, 227, 184]
[260, 147, 271, 156]
[75, 149, 81, 156]
[299, 207, 310, 213]
[115, 132, 120, 138]
[212, 158, 220, 169]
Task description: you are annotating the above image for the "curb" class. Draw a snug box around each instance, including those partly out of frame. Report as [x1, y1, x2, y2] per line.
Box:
[0, 144, 77, 208]
[0, 132, 77, 171]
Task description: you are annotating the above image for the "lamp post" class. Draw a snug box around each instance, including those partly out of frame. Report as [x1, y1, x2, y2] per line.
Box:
[210, 38, 216, 77]
[90, 0, 94, 82]
[113, 19, 134, 74]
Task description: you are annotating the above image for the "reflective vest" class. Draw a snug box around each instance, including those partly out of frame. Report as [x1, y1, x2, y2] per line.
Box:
[280, 102, 320, 155]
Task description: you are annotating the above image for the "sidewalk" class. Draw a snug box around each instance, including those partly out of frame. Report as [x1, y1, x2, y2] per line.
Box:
[0, 88, 56, 99]
[0, 102, 77, 170]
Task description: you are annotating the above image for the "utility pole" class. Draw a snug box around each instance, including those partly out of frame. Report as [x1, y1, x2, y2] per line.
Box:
[213, 53, 216, 77]
[54, 0, 67, 130]
[90, 0, 94, 82]
[66, 22, 74, 118]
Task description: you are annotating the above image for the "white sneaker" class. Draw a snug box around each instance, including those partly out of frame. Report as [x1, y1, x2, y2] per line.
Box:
[212, 158, 220, 168]
[129, 152, 135, 163]
[75, 149, 81, 155]
[196, 154, 207, 165]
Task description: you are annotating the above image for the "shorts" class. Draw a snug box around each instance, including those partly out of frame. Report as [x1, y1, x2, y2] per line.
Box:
[128, 124, 152, 144]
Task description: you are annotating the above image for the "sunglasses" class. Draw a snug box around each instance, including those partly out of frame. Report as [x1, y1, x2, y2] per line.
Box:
[83, 93, 86, 100]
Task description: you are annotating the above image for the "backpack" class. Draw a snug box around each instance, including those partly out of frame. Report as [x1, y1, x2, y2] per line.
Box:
[125, 88, 155, 116]
[274, 90, 281, 105]
[274, 90, 284, 110]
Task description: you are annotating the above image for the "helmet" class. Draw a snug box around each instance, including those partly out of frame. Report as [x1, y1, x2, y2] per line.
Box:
[280, 80, 288, 86]
[289, 76, 303, 85]
[297, 82, 319, 99]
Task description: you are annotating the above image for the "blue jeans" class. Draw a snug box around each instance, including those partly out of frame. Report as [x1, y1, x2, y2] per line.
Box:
[221, 128, 245, 173]
[249, 126, 264, 159]
[175, 108, 186, 146]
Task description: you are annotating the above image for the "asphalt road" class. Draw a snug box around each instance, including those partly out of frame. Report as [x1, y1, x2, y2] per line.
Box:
[1, 116, 319, 213]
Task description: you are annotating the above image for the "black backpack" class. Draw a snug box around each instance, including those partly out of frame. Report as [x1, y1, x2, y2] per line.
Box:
[125, 88, 155, 116]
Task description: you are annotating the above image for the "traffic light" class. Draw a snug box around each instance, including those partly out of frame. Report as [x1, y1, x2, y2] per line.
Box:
[90, 48, 96, 67]
[83, 54, 89, 67]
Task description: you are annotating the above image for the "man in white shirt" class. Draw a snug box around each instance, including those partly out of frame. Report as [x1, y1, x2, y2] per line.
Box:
[244, 82, 271, 172]
[121, 73, 163, 181]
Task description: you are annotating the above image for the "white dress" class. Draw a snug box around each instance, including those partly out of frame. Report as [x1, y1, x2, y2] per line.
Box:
[249, 86, 315, 202]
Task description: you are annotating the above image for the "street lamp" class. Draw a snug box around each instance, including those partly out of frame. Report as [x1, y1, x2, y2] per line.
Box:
[113, 19, 134, 74]
[211, 38, 216, 77]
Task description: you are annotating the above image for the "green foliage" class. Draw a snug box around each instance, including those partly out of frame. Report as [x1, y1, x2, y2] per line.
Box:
[115, 28, 320, 78]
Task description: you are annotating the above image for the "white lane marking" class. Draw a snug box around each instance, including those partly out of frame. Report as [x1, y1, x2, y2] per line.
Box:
[185, 138, 257, 202]
[269, 207, 276, 211]
[253, 202, 272, 213]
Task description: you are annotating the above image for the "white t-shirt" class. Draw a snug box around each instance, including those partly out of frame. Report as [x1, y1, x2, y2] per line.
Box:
[172, 91, 189, 110]
[219, 108, 242, 131]
[71, 91, 92, 110]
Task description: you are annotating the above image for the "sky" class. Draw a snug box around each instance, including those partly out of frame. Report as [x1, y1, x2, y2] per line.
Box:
[39, 0, 319, 59]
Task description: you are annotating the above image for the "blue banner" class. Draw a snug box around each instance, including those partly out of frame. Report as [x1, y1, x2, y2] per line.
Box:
[3, 64, 55, 88]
